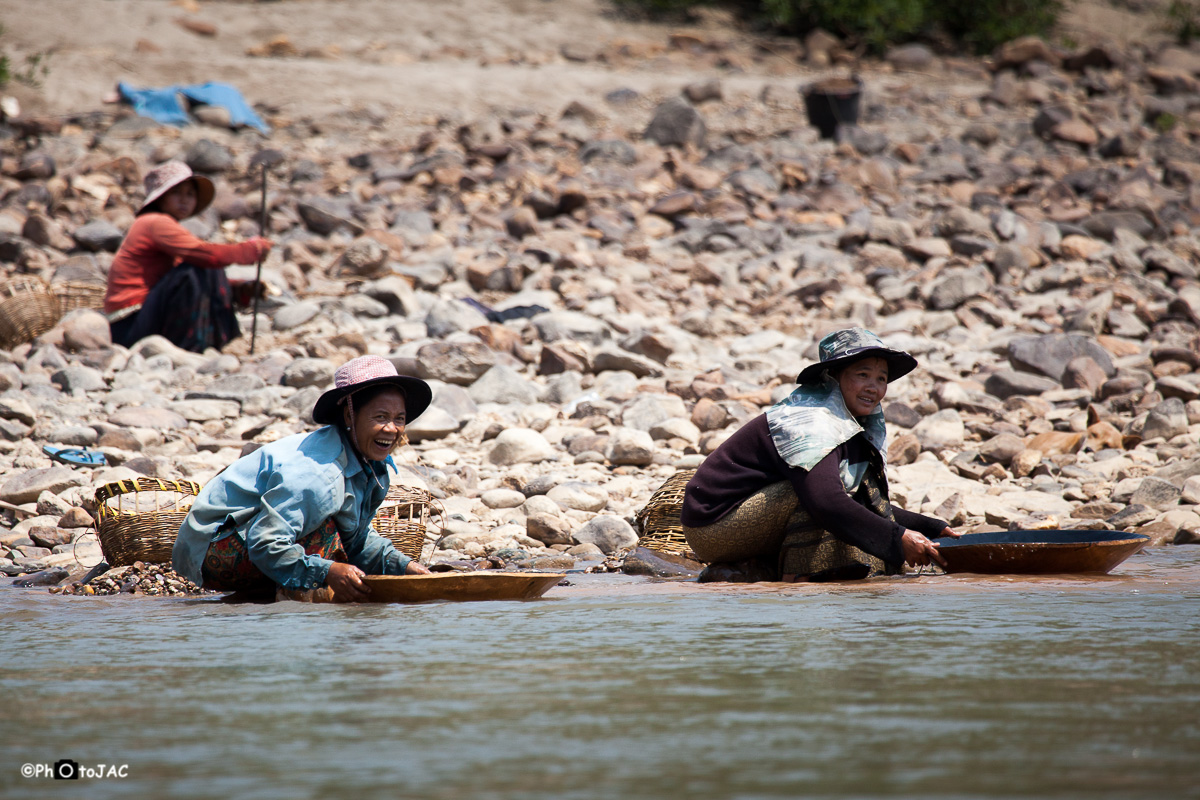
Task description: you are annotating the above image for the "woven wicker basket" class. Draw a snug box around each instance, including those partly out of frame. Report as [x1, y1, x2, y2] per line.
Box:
[634, 468, 697, 558]
[51, 280, 107, 313]
[96, 477, 201, 566]
[372, 486, 444, 563]
[0, 276, 62, 349]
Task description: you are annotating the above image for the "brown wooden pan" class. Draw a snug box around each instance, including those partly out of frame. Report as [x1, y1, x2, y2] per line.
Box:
[936, 530, 1149, 575]
[359, 571, 566, 603]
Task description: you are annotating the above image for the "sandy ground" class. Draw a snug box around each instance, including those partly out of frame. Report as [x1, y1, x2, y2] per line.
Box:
[0, 0, 1174, 133]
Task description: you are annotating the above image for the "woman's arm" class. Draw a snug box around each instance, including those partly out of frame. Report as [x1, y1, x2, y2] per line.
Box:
[145, 214, 267, 268]
[788, 449, 906, 565]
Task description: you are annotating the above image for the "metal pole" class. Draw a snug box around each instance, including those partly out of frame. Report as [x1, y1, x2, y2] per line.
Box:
[250, 164, 267, 355]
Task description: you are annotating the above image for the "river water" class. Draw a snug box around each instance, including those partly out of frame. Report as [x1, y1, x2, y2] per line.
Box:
[3, 547, 1199, 800]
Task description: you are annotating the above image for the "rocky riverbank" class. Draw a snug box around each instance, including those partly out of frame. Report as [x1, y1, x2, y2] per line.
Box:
[0, 25, 1198, 592]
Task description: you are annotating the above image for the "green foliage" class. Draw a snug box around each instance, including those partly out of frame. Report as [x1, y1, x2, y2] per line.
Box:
[931, 0, 1063, 53]
[612, 0, 1064, 54]
[1165, 0, 1200, 44]
[0, 22, 50, 89]
[761, 0, 927, 53]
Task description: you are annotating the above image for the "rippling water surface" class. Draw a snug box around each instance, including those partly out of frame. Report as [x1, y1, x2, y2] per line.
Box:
[3, 547, 1199, 800]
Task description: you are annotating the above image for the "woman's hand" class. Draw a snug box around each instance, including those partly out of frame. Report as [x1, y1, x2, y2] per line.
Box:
[901, 530, 946, 568]
[405, 561, 431, 575]
[939, 526, 961, 539]
[326, 562, 369, 602]
[249, 236, 273, 258]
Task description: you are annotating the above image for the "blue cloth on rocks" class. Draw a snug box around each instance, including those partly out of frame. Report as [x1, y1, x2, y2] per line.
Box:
[117, 81, 270, 133]
[172, 426, 410, 589]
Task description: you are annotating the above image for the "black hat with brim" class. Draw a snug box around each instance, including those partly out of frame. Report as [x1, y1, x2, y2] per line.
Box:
[311, 356, 433, 426]
[795, 328, 918, 385]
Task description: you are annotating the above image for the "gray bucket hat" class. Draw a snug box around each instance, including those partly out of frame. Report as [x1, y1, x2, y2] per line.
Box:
[795, 327, 917, 385]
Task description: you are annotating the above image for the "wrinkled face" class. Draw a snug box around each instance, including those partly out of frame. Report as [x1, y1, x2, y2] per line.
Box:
[345, 388, 406, 461]
[837, 356, 888, 418]
[157, 179, 198, 221]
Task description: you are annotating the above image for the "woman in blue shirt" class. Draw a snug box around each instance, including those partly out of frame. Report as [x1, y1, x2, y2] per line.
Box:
[173, 356, 434, 600]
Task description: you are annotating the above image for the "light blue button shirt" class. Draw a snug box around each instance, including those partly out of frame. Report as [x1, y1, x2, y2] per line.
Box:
[172, 425, 411, 589]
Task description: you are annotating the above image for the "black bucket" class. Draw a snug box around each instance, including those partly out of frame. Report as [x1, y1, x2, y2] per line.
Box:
[803, 77, 863, 140]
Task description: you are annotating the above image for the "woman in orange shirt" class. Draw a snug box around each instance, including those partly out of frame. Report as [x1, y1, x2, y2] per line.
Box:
[104, 160, 272, 352]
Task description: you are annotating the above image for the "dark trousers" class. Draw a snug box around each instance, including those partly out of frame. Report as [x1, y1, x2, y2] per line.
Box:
[109, 263, 240, 353]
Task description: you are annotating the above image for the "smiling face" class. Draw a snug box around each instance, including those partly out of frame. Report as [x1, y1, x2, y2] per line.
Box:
[837, 356, 889, 418]
[155, 179, 198, 221]
[344, 387, 407, 461]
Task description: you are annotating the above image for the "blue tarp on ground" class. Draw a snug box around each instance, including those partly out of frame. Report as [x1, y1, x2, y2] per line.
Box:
[116, 81, 270, 133]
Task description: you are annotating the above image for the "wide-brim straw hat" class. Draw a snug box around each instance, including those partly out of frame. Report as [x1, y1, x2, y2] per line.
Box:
[795, 327, 918, 385]
[136, 160, 215, 217]
[312, 355, 432, 426]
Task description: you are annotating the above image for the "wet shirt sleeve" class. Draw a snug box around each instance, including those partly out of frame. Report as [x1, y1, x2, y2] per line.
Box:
[146, 214, 261, 269]
[893, 507, 949, 538]
[787, 446, 905, 566]
[335, 463, 412, 576]
[243, 463, 343, 590]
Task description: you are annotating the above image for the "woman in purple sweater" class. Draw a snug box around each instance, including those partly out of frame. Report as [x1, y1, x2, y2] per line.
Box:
[681, 328, 958, 582]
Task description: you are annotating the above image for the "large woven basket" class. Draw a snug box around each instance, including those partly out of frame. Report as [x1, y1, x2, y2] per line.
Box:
[634, 468, 697, 558]
[96, 477, 201, 566]
[51, 280, 107, 313]
[372, 486, 444, 563]
[0, 276, 62, 349]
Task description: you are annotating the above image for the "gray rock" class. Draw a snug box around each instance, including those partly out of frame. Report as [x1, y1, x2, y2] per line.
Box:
[297, 197, 361, 236]
[1141, 397, 1189, 441]
[336, 237, 388, 278]
[480, 489, 526, 509]
[1130, 477, 1182, 510]
[0, 467, 88, 505]
[282, 358, 336, 389]
[532, 310, 611, 346]
[0, 396, 36, 426]
[912, 409, 965, 450]
[187, 373, 266, 403]
[45, 424, 99, 447]
[643, 97, 706, 148]
[469, 365, 541, 405]
[1081, 211, 1153, 241]
[1106, 504, 1159, 529]
[547, 481, 608, 512]
[61, 310, 112, 351]
[487, 428, 556, 465]
[1007, 334, 1115, 382]
[272, 302, 322, 330]
[72, 220, 125, 252]
[579, 139, 637, 166]
[984, 370, 1061, 399]
[168, 399, 241, 421]
[592, 348, 663, 378]
[424, 299, 490, 338]
[623, 394, 688, 432]
[928, 268, 991, 310]
[107, 406, 187, 430]
[606, 427, 656, 466]
[430, 383, 478, 423]
[337, 294, 390, 318]
[526, 513, 574, 546]
[185, 139, 234, 173]
[979, 434, 1026, 465]
[416, 341, 496, 386]
[362, 276, 420, 316]
[573, 515, 638, 554]
[405, 407, 460, 442]
[389, 210, 436, 246]
[727, 167, 779, 198]
[50, 365, 106, 393]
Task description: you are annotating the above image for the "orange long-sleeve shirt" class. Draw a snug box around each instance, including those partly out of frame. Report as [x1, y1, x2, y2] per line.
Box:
[103, 213, 261, 314]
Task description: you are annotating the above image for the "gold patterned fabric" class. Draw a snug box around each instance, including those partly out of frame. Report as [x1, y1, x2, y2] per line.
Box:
[682, 481, 797, 564]
[683, 465, 902, 582]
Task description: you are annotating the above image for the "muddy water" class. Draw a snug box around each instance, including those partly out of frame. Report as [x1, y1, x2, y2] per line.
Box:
[2, 547, 1199, 800]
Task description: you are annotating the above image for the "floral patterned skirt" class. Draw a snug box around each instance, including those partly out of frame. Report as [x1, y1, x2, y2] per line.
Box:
[200, 518, 347, 592]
